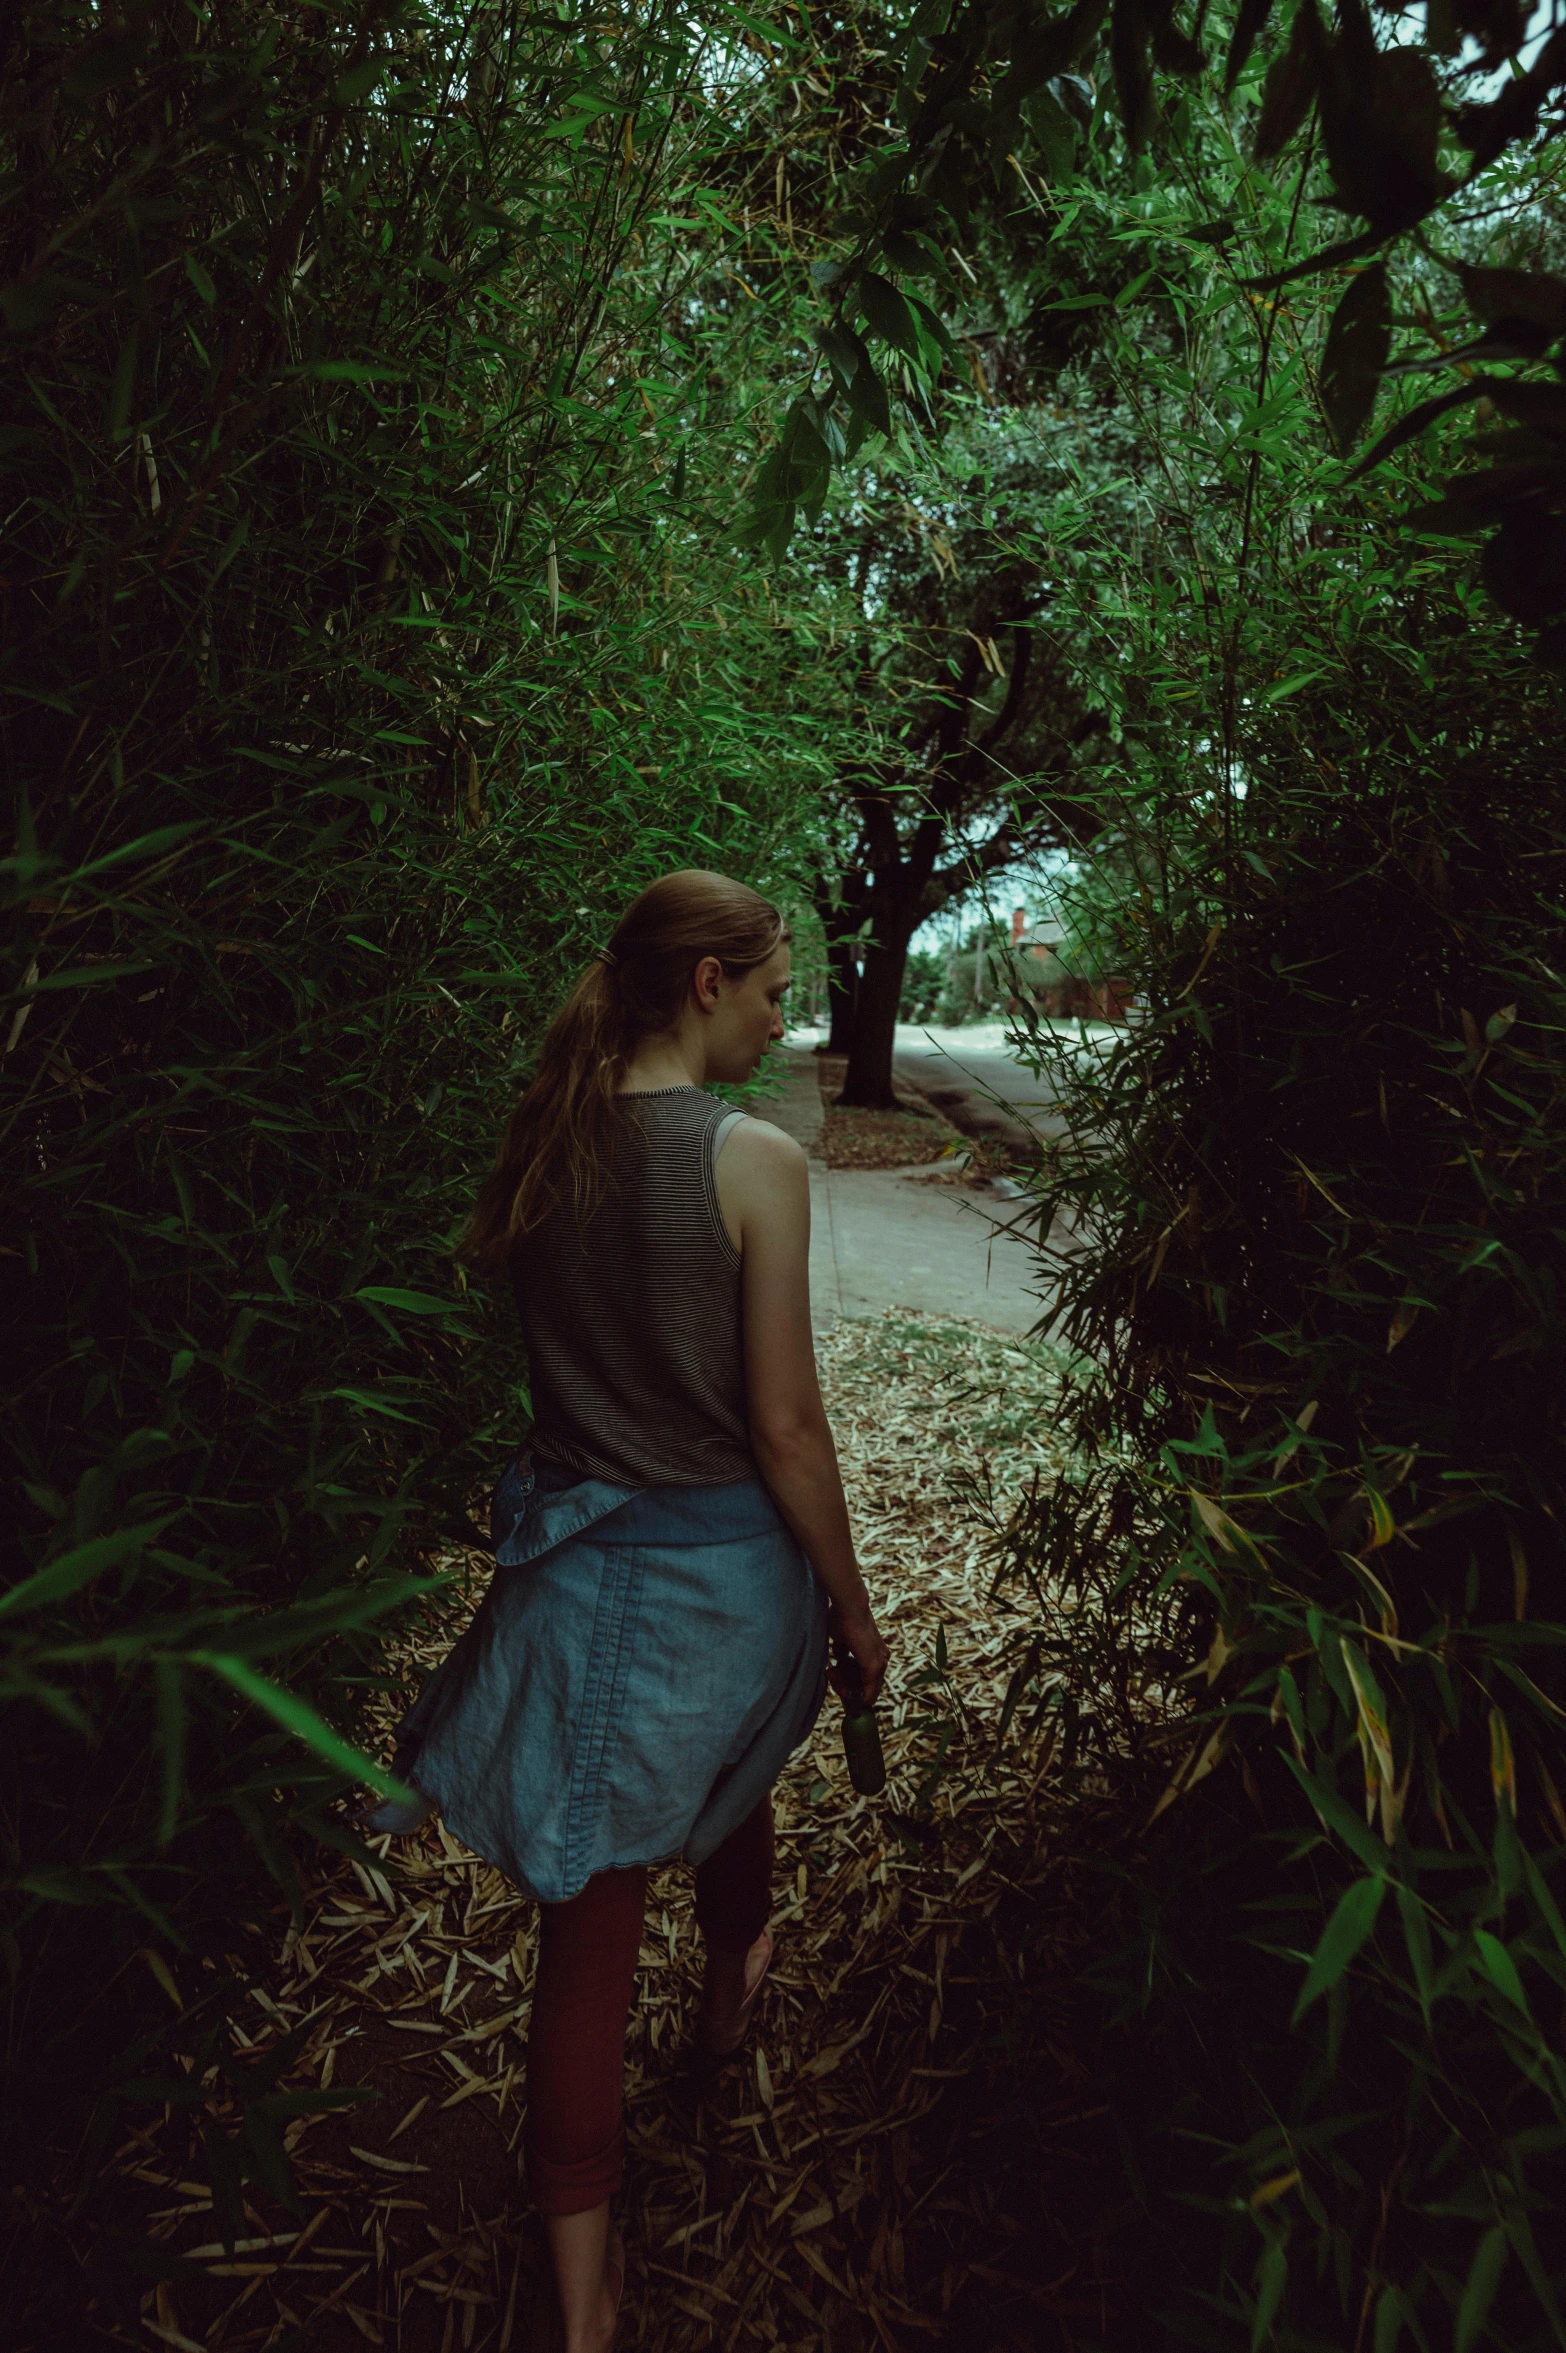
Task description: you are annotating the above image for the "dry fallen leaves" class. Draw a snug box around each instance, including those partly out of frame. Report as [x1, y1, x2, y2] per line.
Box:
[818, 1106, 954, 1173]
[812, 1056, 965, 1175]
[102, 1313, 1126, 2353]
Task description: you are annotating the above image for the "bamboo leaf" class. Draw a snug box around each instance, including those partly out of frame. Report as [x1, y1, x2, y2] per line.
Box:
[1320, 264, 1391, 453]
[1348, 382, 1479, 478]
[1394, 1881, 1435, 2020]
[1253, 2, 1321, 160]
[1291, 1875, 1386, 2020]
[1455, 2227, 1509, 2353]
[334, 60, 385, 104]
[193, 1654, 415, 1799]
[354, 1285, 465, 1316]
[1473, 1927, 1531, 2017]
[0, 1522, 175, 1622]
[153, 1659, 187, 1846]
[1225, 0, 1279, 90]
[859, 274, 923, 363]
[1251, 2237, 1287, 2350]
[1372, 2286, 1418, 2353]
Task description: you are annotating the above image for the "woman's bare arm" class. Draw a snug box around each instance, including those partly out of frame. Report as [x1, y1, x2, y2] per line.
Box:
[716, 1119, 890, 1703]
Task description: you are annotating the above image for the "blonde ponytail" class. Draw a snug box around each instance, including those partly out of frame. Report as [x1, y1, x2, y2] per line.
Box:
[462, 870, 787, 1276]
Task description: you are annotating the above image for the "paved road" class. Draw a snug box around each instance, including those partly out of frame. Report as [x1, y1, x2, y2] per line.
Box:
[888, 1022, 1081, 1152]
[749, 1049, 1049, 1338]
[792, 1020, 1079, 1150]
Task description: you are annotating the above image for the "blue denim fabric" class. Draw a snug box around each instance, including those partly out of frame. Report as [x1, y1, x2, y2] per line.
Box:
[389, 1451, 829, 1903]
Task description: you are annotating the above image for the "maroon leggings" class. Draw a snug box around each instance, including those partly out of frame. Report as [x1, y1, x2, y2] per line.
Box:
[525, 1795, 775, 2215]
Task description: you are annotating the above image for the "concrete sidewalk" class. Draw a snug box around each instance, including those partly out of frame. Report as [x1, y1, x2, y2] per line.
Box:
[790, 1018, 1116, 1157]
[746, 1049, 1050, 1338]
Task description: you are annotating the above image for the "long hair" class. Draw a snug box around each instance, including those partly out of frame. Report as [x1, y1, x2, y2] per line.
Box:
[463, 869, 789, 1274]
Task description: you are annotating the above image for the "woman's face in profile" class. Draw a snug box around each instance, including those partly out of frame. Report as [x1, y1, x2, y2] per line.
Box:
[701, 943, 791, 1084]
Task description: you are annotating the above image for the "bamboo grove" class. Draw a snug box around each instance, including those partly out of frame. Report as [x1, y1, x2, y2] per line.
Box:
[5, 1, 1566, 2347]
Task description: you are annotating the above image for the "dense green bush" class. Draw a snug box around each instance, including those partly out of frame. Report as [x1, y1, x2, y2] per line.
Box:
[0, 0, 828, 2274]
[1008, 662, 1566, 2347]
[984, 161, 1566, 2335]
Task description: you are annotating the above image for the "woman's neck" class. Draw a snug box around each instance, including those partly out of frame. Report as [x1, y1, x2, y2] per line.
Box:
[617, 1031, 704, 1095]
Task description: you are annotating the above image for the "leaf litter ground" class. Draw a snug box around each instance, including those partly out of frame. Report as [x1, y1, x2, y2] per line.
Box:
[102, 1313, 1131, 2353]
[810, 1056, 1020, 1182]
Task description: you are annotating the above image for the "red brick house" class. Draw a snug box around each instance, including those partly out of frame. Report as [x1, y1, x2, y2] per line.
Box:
[1006, 904, 1135, 1023]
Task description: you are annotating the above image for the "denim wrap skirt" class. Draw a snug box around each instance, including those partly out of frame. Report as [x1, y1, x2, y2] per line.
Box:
[388, 1452, 830, 1905]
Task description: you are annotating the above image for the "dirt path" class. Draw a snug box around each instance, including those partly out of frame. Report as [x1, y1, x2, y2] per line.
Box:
[99, 1316, 1121, 2353]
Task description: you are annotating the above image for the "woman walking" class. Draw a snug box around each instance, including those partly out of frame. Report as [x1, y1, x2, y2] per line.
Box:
[371, 870, 890, 2353]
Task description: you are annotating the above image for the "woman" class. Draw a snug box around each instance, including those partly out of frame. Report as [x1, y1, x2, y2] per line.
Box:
[370, 869, 890, 2353]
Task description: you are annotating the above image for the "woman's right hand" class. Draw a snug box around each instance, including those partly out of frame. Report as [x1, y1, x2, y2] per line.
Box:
[828, 1600, 890, 1708]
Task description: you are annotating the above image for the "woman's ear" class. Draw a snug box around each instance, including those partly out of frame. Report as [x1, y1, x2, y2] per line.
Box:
[691, 954, 724, 1013]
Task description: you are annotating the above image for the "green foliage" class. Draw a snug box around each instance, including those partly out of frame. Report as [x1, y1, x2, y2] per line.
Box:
[8, 0, 1565, 2334]
[899, 944, 947, 1020]
[0, 0, 832, 2265]
[982, 127, 1566, 2344]
[740, 0, 1566, 644]
[1011, 712, 1566, 2343]
[930, 933, 1009, 1022]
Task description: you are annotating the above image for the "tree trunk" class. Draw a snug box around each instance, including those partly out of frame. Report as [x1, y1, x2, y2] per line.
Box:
[812, 863, 868, 1058]
[822, 932, 860, 1055]
[838, 927, 914, 1108]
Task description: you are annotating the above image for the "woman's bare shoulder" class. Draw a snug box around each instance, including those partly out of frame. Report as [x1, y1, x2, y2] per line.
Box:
[718, 1114, 806, 1179]
[713, 1114, 807, 1253]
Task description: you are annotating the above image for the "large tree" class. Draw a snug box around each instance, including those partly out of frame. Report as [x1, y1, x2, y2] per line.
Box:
[804, 425, 1104, 1105]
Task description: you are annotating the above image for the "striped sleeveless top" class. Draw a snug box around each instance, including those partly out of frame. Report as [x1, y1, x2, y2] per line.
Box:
[509, 1087, 753, 1488]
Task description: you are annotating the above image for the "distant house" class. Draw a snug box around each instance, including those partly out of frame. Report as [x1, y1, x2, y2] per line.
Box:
[1006, 904, 1135, 1023]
